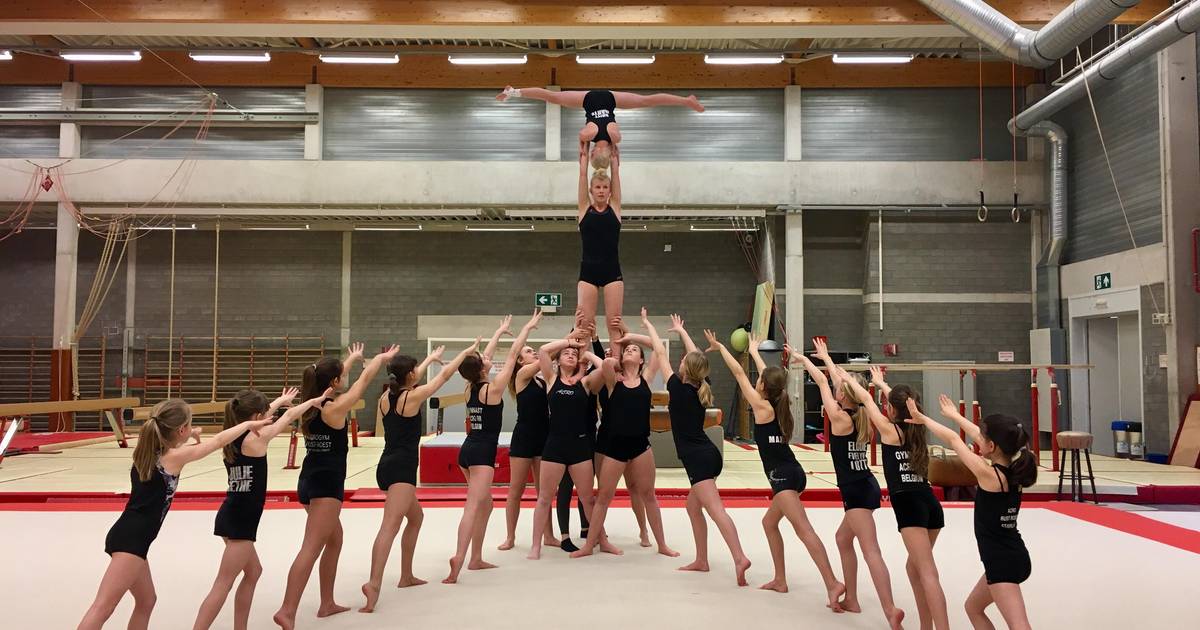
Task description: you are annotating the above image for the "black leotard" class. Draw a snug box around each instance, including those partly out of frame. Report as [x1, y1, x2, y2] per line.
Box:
[377, 390, 421, 489]
[667, 374, 722, 485]
[542, 377, 593, 466]
[975, 463, 1031, 584]
[579, 206, 622, 287]
[605, 378, 652, 462]
[829, 411, 872, 486]
[104, 460, 179, 558]
[754, 416, 806, 495]
[459, 382, 502, 468]
[510, 377, 550, 459]
[297, 403, 347, 504]
[214, 434, 268, 541]
[882, 423, 944, 530]
[583, 90, 616, 144]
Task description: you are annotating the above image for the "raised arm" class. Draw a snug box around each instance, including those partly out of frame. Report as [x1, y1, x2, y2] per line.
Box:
[580, 351, 607, 392]
[839, 364, 895, 438]
[489, 311, 542, 403]
[252, 388, 332, 444]
[610, 144, 622, 217]
[705, 329, 770, 417]
[668, 313, 699, 355]
[937, 393, 983, 443]
[869, 366, 892, 399]
[266, 386, 300, 418]
[904, 399, 996, 486]
[340, 342, 365, 382]
[812, 338, 843, 393]
[747, 332, 767, 373]
[323, 344, 400, 425]
[408, 339, 481, 406]
[482, 315, 513, 363]
[639, 308, 673, 378]
[578, 142, 591, 216]
[538, 337, 574, 384]
[789, 347, 847, 425]
[162, 417, 273, 471]
[413, 345, 446, 385]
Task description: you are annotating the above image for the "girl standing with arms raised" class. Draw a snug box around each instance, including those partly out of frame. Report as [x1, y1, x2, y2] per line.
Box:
[79, 400, 271, 630]
[707, 330, 846, 611]
[905, 396, 1035, 630]
[446, 312, 542, 583]
[360, 341, 478, 612]
[273, 342, 399, 630]
[791, 340, 905, 629]
[194, 388, 331, 630]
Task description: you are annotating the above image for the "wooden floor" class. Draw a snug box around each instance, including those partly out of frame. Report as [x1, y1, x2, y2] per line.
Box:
[2, 434, 1199, 497]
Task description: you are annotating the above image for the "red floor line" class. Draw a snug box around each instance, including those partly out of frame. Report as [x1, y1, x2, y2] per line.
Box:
[1042, 502, 1200, 556]
[726, 439, 755, 451]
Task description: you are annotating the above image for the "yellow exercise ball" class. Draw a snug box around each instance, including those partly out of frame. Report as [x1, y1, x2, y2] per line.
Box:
[730, 328, 750, 353]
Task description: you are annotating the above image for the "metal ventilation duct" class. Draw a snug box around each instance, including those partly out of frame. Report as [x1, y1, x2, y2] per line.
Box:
[1026, 121, 1067, 328]
[916, 0, 1139, 67]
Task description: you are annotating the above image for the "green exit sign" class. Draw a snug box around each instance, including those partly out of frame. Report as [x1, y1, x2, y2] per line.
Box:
[535, 293, 561, 308]
[1094, 272, 1112, 291]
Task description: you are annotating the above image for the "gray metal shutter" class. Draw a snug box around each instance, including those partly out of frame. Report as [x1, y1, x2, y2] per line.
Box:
[323, 89, 543, 160]
[560, 89, 783, 161]
[1053, 56, 1161, 263]
[79, 86, 305, 159]
[0, 86, 61, 158]
[802, 87, 1026, 161]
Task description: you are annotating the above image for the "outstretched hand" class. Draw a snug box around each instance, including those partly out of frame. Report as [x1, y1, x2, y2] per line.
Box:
[273, 387, 300, 408]
[869, 366, 887, 387]
[190, 427, 203, 444]
[428, 345, 446, 364]
[903, 398, 931, 425]
[702, 329, 722, 353]
[525, 309, 543, 330]
[812, 337, 830, 361]
[668, 313, 685, 334]
[938, 394, 959, 420]
[497, 314, 514, 337]
[377, 344, 401, 362]
[347, 342, 365, 362]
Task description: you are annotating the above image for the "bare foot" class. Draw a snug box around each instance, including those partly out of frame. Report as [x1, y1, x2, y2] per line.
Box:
[639, 532, 652, 548]
[598, 539, 624, 556]
[359, 582, 380, 613]
[734, 556, 752, 587]
[838, 598, 862, 613]
[542, 536, 561, 548]
[826, 582, 847, 613]
[272, 609, 294, 630]
[496, 86, 513, 102]
[657, 545, 681, 558]
[397, 575, 427, 588]
[759, 578, 789, 593]
[569, 544, 595, 559]
[442, 556, 464, 584]
[886, 607, 906, 630]
[467, 559, 497, 571]
[677, 560, 709, 572]
[316, 603, 350, 618]
[526, 547, 541, 560]
[497, 538, 515, 551]
[688, 95, 705, 113]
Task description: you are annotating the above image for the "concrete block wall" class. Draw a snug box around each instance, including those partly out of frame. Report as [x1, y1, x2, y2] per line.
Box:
[0, 231, 54, 337]
[1141, 283, 1169, 452]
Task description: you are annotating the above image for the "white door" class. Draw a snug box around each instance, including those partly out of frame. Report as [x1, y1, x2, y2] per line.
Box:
[1086, 317, 1120, 456]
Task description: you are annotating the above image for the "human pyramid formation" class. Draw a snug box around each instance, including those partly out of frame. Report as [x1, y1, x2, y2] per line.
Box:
[78, 90, 1034, 630]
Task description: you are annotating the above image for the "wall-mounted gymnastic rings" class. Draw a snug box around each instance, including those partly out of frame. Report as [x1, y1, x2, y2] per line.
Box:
[1011, 193, 1021, 223]
[977, 191, 988, 222]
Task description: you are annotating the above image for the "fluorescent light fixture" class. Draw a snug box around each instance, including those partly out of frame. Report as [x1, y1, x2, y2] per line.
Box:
[0, 51, 12, 61]
[245, 224, 311, 231]
[318, 52, 399, 64]
[355, 225, 423, 232]
[189, 51, 271, 63]
[832, 53, 915, 64]
[448, 54, 528, 65]
[622, 224, 648, 231]
[704, 54, 783, 65]
[689, 224, 759, 232]
[61, 50, 142, 62]
[575, 54, 655, 65]
[142, 223, 196, 231]
[465, 225, 534, 232]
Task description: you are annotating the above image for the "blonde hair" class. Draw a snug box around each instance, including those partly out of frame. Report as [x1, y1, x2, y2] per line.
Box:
[681, 351, 714, 407]
[839, 374, 872, 445]
[590, 144, 611, 171]
[133, 399, 192, 481]
[590, 168, 611, 186]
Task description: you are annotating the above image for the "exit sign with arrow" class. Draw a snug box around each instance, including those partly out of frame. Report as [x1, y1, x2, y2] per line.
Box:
[535, 293, 562, 308]
[1094, 272, 1112, 291]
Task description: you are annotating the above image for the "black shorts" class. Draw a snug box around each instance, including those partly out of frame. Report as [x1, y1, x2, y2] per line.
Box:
[593, 423, 610, 456]
[104, 514, 159, 559]
[509, 422, 548, 459]
[542, 433, 593, 466]
[214, 503, 263, 542]
[890, 487, 945, 531]
[376, 451, 418, 490]
[766, 461, 807, 496]
[458, 437, 498, 468]
[297, 470, 345, 505]
[838, 476, 882, 511]
[983, 550, 1032, 585]
[604, 434, 650, 463]
[679, 442, 723, 486]
[579, 260, 623, 287]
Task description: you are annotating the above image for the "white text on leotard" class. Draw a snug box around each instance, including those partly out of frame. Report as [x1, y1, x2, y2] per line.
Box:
[893, 450, 925, 484]
[847, 441, 870, 472]
[227, 465, 254, 492]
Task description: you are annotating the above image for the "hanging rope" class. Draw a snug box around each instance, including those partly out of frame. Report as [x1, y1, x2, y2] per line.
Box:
[166, 223, 177, 398]
[211, 220, 220, 401]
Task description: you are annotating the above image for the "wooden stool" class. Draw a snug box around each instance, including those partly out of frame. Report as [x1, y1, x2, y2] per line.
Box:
[1056, 431, 1097, 503]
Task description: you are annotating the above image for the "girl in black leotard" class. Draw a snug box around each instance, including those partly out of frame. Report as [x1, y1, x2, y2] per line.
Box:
[273, 342, 398, 629]
[360, 342, 476, 613]
[195, 388, 329, 630]
[709, 330, 846, 613]
[79, 400, 271, 630]
[445, 312, 541, 584]
[904, 398, 1036, 630]
[792, 341, 905, 630]
[527, 333, 607, 560]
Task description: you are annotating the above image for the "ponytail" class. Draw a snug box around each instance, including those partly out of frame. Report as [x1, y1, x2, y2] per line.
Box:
[888, 385, 929, 479]
[981, 414, 1038, 488]
[761, 366, 793, 442]
[300, 358, 342, 436]
[222, 389, 268, 463]
[840, 375, 872, 445]
[386, 355, 419, 398]
[132, 399, 191, 481]
[681, 351, 714, 407]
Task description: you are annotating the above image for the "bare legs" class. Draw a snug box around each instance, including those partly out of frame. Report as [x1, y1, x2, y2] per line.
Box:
[500, 457, 557, 550]
[444, 465, 496, 584]
[624, 448, 676, 556]
[530, 459, 595, 560]
[571, 455, 629, 557]
[78, 553, 153, 630]
[759, 491, 846, 613]
[360, 483, 425, 613]
[496, 87, 587, 108]
[677, 479, 751, 586]
[901, 527, 949, 630]
[611, 91, 705, 112]
[193, 540, 261, 630]
[273, 499, 347, 629]
[835, 509, 905, 628]
[965, 574, 1032, 630]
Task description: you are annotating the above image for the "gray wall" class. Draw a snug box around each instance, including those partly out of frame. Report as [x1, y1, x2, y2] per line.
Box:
[1141, 283, 1168, 452]
[0, 86, 60, 158]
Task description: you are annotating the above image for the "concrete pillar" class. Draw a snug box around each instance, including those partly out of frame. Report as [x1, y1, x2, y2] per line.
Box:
[59, 82, 81, 158]
[340, 232, 352, 348]
[305, 84, 323, 160]
[1157, 37, 1199, 439]
[784, 86, 802, 161]
[51, 82, 83, 429]
[784, 209, 804, 408]
[545, 85, 561, 161]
